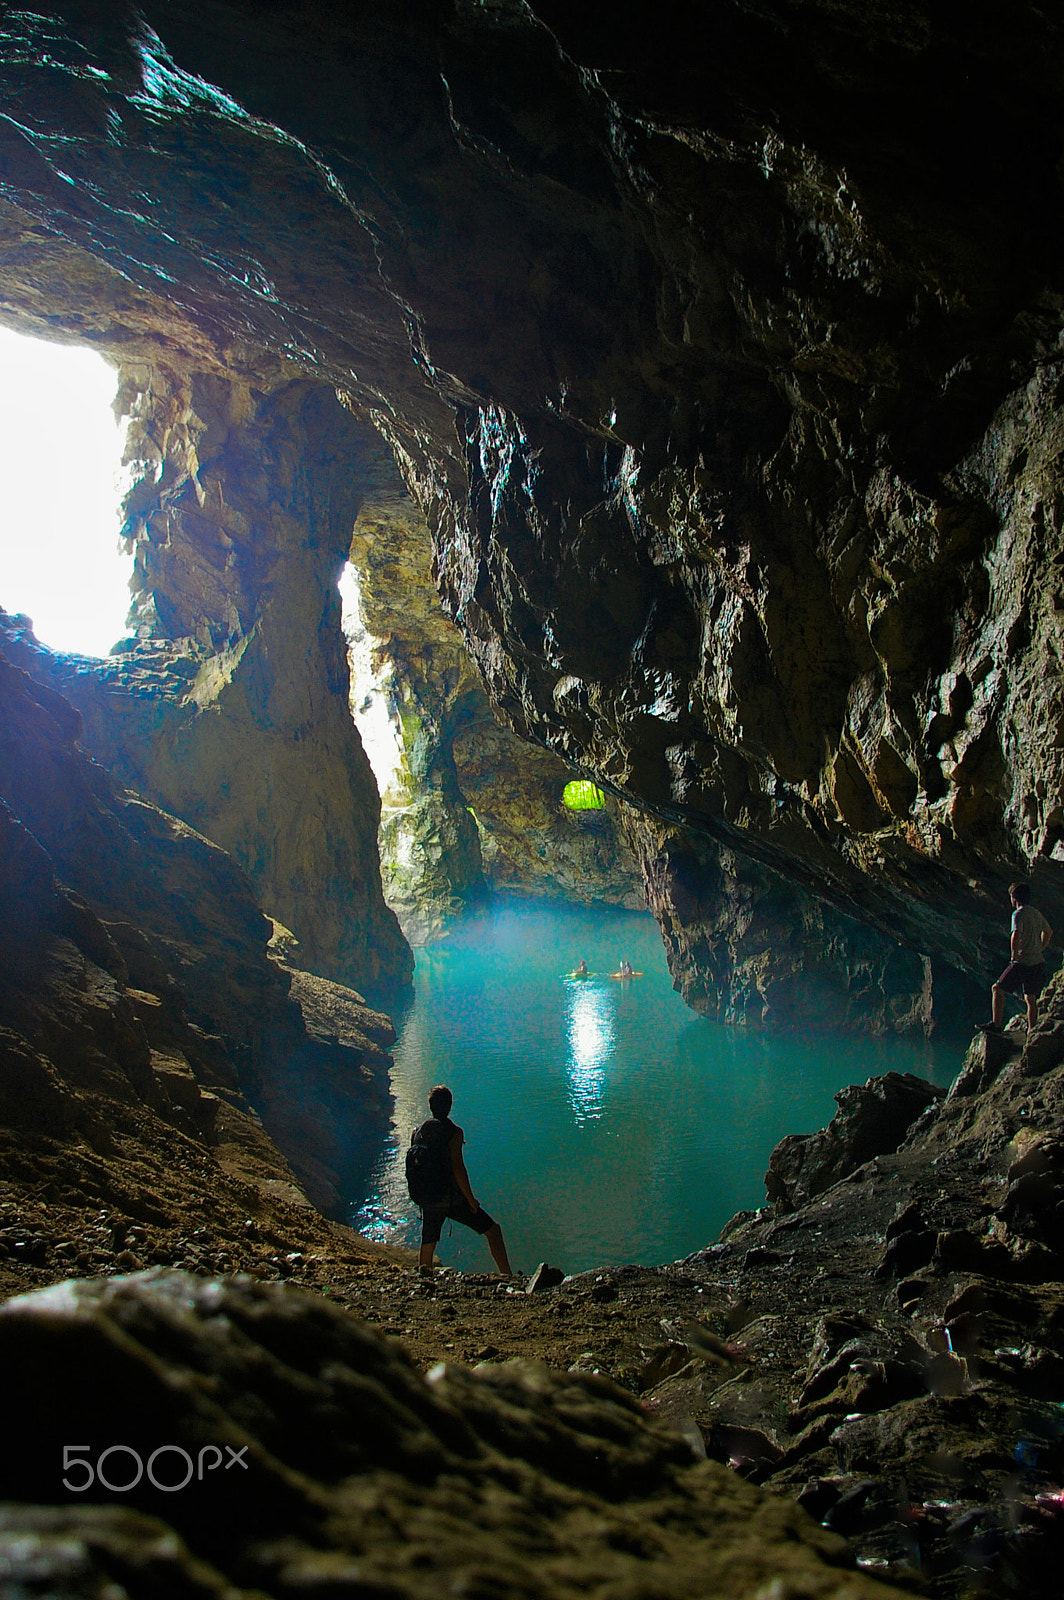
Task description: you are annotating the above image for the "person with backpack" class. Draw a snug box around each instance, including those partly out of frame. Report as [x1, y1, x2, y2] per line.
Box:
[406, 1083, 515, 1277]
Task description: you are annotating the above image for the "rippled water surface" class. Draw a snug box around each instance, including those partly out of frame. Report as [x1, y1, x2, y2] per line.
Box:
[351, 898, 960, 1274]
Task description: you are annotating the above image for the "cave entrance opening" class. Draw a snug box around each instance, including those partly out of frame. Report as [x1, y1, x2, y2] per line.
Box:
[337, 558, 404, 800]
[0, 325, 131, 657]
[563, 779, 606, 810]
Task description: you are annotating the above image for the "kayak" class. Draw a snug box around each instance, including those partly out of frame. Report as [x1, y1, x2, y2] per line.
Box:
[565, 970, 593, 979]
[608, 970, 643, 979]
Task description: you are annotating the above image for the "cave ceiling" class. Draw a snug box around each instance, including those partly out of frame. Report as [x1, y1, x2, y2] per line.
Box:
[3, 1, 1064, 975]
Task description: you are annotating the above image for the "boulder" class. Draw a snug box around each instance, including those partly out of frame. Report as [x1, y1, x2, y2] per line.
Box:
[765, 1072, 944, 1211]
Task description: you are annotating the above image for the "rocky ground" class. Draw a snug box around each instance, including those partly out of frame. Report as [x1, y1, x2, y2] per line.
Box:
[1, 1271, 915, 1600]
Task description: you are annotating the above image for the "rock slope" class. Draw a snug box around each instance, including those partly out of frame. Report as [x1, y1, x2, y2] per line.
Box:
[0, 641, 396, 1217]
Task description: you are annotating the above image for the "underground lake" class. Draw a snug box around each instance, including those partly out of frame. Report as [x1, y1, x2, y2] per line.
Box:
[351, 898, 961, 1275]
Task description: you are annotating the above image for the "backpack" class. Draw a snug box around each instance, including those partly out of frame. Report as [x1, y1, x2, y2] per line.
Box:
[405, 1120, 453, 1207]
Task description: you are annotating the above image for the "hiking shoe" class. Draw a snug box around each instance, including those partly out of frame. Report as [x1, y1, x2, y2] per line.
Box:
[976, 1021, 1002, 1035]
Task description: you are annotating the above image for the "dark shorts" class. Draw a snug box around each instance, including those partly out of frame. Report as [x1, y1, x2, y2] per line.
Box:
[996, 960, 1047, 997]
[420, 1193, 495, 1247]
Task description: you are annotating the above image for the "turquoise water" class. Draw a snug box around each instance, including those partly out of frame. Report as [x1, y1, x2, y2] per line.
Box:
[351, 898, 960, 1274]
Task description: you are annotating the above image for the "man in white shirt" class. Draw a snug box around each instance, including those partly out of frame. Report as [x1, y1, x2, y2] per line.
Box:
[983, 882, 1053, 1034]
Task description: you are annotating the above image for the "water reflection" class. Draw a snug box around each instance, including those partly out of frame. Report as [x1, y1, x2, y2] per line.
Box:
[565, 981, 615, 1121]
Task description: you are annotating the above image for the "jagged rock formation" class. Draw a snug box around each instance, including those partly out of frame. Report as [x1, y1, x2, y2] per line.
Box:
[0, 368, 411, 998]
[764, 1071, 945, 1210]
[1, 2, 1060, 1016]
[0, 642, 395, 1216]
[623, 812, 983, 1033]
[345, 489, 947, 1027]
[661, 997, 1064, 1597]
[0, 1269, 910, 1600]
[344, 489, 643, 942]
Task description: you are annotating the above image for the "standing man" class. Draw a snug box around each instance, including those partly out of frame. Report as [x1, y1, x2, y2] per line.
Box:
[408, 1084, 515, 1278]
[983, 882, 1053, 1034]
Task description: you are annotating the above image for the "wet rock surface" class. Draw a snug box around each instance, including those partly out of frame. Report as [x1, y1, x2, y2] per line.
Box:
[624, 814, 983, 1035]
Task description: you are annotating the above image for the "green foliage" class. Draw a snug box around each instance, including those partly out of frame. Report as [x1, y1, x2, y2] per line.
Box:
[563, 779, 605, 811]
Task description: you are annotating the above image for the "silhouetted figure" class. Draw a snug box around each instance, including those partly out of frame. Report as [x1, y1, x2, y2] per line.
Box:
[982, 881, 1053, 1033]
[409, 1084, 514, 1277]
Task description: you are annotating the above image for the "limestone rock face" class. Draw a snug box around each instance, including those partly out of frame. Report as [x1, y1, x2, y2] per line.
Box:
[454, 715, 644, 909]
[623, 811, 983, 1034]
[0, 370, 412, 999]
[345, 490, 644, 940]
[2, 5, 1064, 996]
[0, 1269, 911, 1600]
[0, 643, 394, 1215]
[343, 492, 487, 942]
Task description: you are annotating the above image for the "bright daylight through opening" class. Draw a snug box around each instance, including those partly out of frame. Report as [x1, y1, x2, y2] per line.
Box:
[0, 325, 131, 657]
[563, 779, 606, 810]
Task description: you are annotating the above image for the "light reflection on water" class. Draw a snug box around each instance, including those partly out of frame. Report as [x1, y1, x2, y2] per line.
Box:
[350, 897, 961, 1275]
[565, 980, 614, 1122]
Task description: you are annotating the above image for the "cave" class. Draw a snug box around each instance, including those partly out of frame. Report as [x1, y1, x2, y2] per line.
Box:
[3, 5, 1064, 1597]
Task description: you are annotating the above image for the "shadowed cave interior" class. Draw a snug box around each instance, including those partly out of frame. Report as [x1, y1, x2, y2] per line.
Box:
[3, 4, 1064, 1597]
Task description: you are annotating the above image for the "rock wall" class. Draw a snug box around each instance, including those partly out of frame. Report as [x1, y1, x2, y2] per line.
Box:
[623, 812, 983, 1035]
[344, 490, 644, 940]
[342, 491, 488, 942]
[0, 369, 412, 998]
[453, 714, 643, 909]
[0, 642, 395, 1215]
